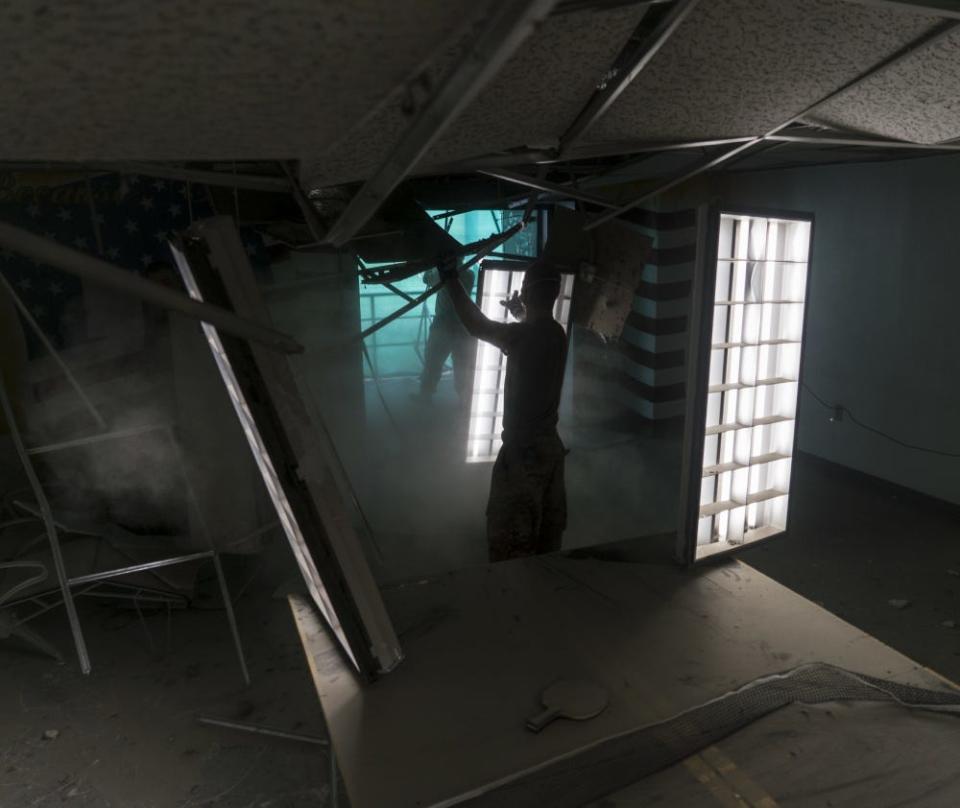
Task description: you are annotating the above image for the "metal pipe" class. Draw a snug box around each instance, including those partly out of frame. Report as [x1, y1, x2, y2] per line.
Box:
[196, 715, 328, 745]
[420, 149, 560, 175]
[559, 0, 701, 153]
[28, 423, 166, 456]
[563, 136, 757, 162]
[427, 137, 757, 174]
[357, 282, 445, 341]
[478, 168, 618, 208]
[0, 273, 107, 430]
[834, 0, 960, 19]
[585, 19, 960, 230]
[67, 551, 213, 587]
[765, 133, 960, 151]
[0, 377, 91, 673]
[0, 221, 303, 354]
[107, 162, 291, 193]
[356, 220, 526, 341]
[360, 222, 524, 285]
[555, 0, 669, 12]
[212, 552, 251, 686]
[323, 0, 560, 247]
[381, 281, 417, 304]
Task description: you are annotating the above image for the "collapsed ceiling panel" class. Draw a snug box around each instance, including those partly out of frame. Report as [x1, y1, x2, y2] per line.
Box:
[807, 26, 960, 144]
[582, 0, 943, 144]
[0, 0, 493, 160]
[301, 5, 647, 188]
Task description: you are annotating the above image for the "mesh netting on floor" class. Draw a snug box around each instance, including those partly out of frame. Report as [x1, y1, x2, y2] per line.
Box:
[446, 663, 960, 808]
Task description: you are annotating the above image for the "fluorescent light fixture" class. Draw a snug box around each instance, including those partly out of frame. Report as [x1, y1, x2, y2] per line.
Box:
[466, 267, 574, 463]
[685, 211, 812, 561]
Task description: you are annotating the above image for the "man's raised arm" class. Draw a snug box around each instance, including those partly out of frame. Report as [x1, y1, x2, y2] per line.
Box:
[439, 257, 513, 350]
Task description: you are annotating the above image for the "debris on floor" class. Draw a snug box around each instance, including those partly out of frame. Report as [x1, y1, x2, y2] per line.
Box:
[888, 599, 911, 610]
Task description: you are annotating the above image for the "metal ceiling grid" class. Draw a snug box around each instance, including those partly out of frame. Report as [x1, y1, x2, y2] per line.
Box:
[301, 4, 647, 188]
[0, 0, 493, 160]
[577, 0, 944, 143]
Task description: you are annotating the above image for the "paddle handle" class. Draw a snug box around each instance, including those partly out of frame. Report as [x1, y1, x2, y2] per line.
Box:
[525, 706, 561, 733]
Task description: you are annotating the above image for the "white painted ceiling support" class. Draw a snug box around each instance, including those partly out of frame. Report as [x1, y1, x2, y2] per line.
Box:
[322, 0, 560, 248]
[559, 0, 702, 154]
[478, 167, 619, 208]
[425, 137, 758, 175]
[835, 0, 960, 19]
[765, 133, 960, 151]
[584, 19, 960, 231]
[554, 0, 669, 13]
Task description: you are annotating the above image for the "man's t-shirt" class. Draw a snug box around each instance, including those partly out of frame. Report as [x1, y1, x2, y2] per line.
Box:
[499, 319, 567, 446]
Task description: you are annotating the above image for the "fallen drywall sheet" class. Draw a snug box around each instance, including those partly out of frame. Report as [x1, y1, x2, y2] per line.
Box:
[291, 555, 953, 808]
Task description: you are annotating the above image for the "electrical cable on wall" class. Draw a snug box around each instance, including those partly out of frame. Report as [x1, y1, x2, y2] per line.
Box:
[802, 383, 960, 459]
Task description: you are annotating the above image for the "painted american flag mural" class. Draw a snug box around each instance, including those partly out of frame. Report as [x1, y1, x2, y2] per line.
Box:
[0, 171, 267, 355]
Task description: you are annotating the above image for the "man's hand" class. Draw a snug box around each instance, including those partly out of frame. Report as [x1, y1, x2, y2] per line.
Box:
[500, 290, 525, 321]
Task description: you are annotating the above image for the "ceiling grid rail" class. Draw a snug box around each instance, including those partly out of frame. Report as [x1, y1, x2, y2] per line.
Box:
[558, 0, 702, 155]
[321, 0, 560, 248]
[583, 17, 960, 230]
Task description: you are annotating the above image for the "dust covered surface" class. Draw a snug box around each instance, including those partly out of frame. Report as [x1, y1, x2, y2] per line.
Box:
[0, 587, 338, 807]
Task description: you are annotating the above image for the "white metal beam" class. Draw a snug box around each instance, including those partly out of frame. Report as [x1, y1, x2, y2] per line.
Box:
[835, 0, 960, 19]
[765, 133, 960, 151]
[559, 0, 702, 153]
[323, 0, 559, 248]
[584, 19, 960, 230]
[478, 167, 619, 208]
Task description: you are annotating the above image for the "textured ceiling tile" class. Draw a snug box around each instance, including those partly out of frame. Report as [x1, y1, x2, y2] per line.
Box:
[584, 0, 942, 144]
[0, 0, 490, 160]
[302, 5, 646, 188]
[808, 27, 960, 144]
[426, 5, 648, 166]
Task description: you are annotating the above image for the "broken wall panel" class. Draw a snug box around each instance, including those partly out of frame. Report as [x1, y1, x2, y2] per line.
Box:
[169, 217, 401, 678]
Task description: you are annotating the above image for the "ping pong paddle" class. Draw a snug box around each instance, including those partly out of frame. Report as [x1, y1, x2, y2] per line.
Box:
[525, 679, 608, 733]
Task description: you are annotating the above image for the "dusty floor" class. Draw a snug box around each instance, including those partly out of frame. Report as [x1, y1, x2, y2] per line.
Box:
[0, 557, 337, 808]
[743, 454, 960, 685]
[1, 453, 957, 807]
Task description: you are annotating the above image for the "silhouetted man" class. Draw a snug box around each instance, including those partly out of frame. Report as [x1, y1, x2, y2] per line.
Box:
[440, 257, 567, 561]
[415, 265, 476, 408]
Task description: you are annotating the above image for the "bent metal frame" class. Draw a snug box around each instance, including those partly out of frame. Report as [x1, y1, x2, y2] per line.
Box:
[170, 216, 402, 680]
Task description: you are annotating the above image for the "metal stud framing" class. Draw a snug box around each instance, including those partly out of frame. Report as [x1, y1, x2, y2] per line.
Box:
[323, 0, 559, 248]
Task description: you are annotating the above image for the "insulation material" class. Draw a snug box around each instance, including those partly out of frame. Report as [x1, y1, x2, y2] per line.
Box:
[0, 0, 493, 160]
[302, 5, 647, 187]
[808, 26, 960, 144]
[583, 0, 943, 144]
[545, 207, 650, 342]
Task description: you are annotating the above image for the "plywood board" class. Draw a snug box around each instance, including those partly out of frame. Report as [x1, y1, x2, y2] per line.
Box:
[291, 556, 951, 808]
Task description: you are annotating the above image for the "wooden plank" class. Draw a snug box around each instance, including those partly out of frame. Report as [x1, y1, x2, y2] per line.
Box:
[290, 557, 951, 808]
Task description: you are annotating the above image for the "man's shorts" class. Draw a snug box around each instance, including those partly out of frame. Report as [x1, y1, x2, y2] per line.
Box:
[486, 433, 567, 562]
